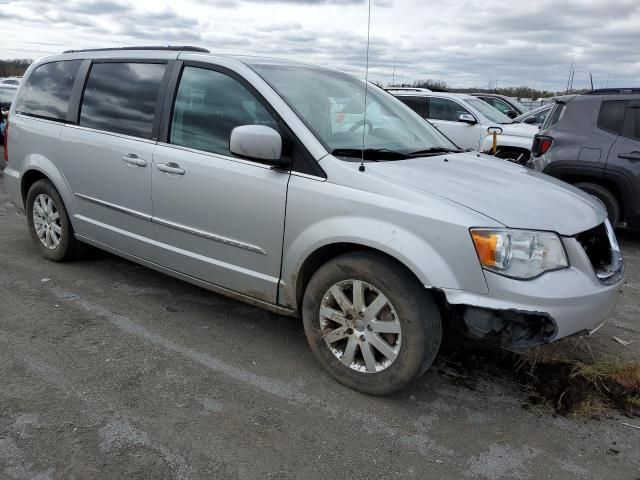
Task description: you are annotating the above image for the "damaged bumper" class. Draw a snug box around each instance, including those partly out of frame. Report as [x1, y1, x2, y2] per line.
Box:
[440, 235, 623, 350]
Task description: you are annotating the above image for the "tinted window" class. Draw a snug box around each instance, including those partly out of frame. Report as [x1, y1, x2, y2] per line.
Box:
[170, 66, 277, 156]
[597, 101, 627, 134]
[488, 98, 512, 115]
[80, 62, 165, 139]
[15, 60, 81, 121]
[428, 97, 470, 121]
[542, 103, 564, 130]
[396, 96, 427, 117]
[622, 107, 640, 141]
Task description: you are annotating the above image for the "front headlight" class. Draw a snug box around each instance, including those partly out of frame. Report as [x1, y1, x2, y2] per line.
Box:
[470, 229, 568, 279]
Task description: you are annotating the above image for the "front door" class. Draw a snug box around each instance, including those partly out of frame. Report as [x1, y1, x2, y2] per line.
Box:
[151, 65, 290, 303]
[426, 97, 481, 149]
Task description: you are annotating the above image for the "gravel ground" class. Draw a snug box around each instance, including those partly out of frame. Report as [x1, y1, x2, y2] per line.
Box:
[0, 172, 638, 480]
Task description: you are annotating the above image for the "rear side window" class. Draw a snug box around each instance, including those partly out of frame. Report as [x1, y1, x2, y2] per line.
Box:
[80, 62, 166, 139]
[622, 107, 640, 141]
[170, 66, 277, 156]
[541, 103, 564, 130]
[396, 96, 427, 118]
[15, 60, 81, 121]
[597, 100, 627, 134]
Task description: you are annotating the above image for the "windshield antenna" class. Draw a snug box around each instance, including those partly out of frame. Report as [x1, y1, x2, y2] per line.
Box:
[359, 0, 372, 172]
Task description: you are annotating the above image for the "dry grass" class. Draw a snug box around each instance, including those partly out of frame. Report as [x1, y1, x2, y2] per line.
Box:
[513, 341, 640, 419]
[569, 397, 611, 419]
[572, 360, 640, 392]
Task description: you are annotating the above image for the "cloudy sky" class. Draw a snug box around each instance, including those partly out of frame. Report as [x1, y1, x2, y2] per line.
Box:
[2, 0, 639, 90]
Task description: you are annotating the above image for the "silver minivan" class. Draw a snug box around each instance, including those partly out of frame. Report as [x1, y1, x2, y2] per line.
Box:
[3, 47, 624, 394]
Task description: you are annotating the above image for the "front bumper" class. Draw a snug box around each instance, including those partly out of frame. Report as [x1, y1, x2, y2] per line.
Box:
[441, 235, 623, 344]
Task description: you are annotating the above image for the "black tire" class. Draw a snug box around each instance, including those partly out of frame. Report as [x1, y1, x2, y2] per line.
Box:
[302, 252, 442, 395]
[574, 182, 620, 226]
[26, 179, 85, 261]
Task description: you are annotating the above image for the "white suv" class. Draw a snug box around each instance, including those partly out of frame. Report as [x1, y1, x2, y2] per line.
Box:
[390, 89, 539, 164]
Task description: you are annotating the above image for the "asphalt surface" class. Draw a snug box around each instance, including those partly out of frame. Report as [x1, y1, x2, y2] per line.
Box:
[0, 172, 639, 479]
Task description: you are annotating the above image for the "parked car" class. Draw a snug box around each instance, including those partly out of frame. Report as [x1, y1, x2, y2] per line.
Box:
[390, 89, 539, 164]
[0, 77, 21, 86]
[0, 85, 15, 155]
[529, 88, 640, 228]
[513, 104, 553, 126]
[470, 93, 529, 119]
[4, 47, 623, 394]
[0, 84, 17, 110]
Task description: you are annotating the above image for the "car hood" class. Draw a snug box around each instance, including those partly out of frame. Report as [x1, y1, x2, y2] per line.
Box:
[367, 152, 605, 236]
[495, 123, 539, 138]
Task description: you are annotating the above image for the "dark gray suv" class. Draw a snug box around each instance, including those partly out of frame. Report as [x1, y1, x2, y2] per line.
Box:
[529, 89, 640, 228]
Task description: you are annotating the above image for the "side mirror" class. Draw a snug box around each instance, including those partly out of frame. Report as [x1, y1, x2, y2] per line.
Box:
[230, 125, 285, 165]
[458, 113, 477, 125]
[523, 117, 537, 124]
[507, 110, 518, 119]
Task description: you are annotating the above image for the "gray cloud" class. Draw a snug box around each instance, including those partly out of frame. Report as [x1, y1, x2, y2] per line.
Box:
[2, 0, 638, 90]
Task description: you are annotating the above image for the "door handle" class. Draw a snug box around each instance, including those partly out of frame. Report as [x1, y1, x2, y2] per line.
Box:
[618, 152, 640, 161]
[122, 154, 147, 167]
[156, 162, 185, 175]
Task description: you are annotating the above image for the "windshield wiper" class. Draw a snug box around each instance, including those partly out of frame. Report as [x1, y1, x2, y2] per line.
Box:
[407, 147, 464, 157]
[331, 148, 410, 160]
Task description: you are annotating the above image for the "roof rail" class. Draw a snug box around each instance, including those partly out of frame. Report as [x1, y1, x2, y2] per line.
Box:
[586, 88, 640, 95]
[62, 45, 210, 54]
[384, 87, 433, 93]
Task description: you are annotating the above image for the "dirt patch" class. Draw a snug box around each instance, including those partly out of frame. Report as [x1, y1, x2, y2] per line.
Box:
[437, 336, 640, 419]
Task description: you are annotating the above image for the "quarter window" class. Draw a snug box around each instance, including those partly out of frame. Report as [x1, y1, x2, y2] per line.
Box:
[15, 60, 81, 121]
[170, 66, 277, 156]
[597, 101, 628, 134]
[80, 62, 166, 139]
[428, 97, 471, 122]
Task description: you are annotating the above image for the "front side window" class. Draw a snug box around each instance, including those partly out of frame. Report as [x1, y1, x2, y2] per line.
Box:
[428, 97, 471, 122]
[250, 63, 455, 157]
[598, 101, 628, 135]
[80, 62, 166, 139]
[170, 66, 277, 156]
[465, 98, 513, 124]
[15, 60, 81, 121]
[488, 98, 513, 115]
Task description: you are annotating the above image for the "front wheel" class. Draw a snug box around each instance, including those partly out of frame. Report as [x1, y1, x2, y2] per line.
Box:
[302, 252, 442, 395]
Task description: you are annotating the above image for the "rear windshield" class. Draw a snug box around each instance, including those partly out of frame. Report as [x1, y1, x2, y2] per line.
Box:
[14, 60, 82, 121]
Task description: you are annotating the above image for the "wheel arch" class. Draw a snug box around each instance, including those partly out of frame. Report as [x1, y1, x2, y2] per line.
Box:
[19, 157, 77, 221]
[550, 168, 629, 223]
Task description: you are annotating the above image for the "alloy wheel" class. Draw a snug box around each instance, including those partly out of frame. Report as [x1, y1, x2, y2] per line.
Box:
[319, 279, 401, 373]
[32, 193, 62, 250]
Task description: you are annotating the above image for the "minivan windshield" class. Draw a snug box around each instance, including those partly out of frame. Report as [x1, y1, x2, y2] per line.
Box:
[465, 97, 514, 124]
[250, 63, 458, 159]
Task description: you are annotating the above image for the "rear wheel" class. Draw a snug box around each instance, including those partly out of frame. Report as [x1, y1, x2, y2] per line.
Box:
[26, 179, 85, 261]
[302, 252, 442, 395]
[574, 182, 620, 226]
